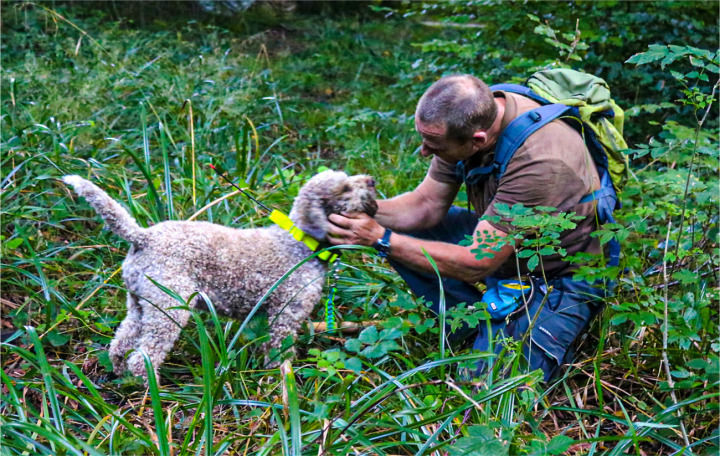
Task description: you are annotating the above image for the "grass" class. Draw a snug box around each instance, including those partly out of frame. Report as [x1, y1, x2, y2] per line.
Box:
[2, 2, 719, 455]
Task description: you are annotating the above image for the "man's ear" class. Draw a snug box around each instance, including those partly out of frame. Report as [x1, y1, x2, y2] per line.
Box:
[472, 130, 488, 150]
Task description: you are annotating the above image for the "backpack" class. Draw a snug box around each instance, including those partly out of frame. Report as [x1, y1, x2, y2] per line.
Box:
[455, 69, 628, 266]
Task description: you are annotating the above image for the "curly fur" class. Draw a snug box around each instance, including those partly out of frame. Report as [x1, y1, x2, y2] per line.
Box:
[62, 170, 377, 379]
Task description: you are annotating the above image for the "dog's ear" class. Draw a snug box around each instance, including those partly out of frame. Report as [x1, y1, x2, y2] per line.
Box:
[289, 170, 347, 240]
[294, 199, 329, 240]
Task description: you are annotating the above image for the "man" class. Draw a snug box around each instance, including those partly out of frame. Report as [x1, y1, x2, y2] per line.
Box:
[327, 74, 606, 381]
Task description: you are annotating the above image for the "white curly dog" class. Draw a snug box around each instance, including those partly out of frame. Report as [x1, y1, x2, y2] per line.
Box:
[63, 170, 377, 378]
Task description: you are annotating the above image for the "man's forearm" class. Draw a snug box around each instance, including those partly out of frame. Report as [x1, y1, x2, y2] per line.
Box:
[375, 194, 447, 232]
[375, 197, 431, 232]
[374, 174, 459, 232]
[384, 230, 512, 284]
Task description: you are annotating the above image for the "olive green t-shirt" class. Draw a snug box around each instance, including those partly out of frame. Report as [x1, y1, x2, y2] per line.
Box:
[428, 91, 602, 278]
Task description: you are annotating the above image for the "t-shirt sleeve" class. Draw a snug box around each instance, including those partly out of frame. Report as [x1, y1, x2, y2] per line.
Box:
[428, 156, 461, 184]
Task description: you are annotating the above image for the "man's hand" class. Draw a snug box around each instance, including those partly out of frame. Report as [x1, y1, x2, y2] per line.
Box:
[327, 213, 385, 247]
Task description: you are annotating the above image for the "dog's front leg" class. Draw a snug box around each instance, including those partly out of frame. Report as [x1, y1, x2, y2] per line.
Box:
[262, 321, 299, 369]
[262, 299, 314, 368]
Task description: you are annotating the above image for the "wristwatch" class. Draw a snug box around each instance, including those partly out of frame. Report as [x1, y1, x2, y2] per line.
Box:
[372, 228, 392, 258]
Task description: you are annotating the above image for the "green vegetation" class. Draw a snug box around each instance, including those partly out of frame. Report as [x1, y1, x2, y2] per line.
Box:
[1, 1, 718, 455]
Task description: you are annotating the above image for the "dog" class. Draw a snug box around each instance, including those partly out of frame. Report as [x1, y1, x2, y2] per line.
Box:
[62, 170, 377, 378]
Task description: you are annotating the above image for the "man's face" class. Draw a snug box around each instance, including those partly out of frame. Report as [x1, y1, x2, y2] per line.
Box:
[415, 120, 476, 163]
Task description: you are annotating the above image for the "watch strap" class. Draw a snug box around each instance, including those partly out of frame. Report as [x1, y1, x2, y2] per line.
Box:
[373, 228, 392, 258]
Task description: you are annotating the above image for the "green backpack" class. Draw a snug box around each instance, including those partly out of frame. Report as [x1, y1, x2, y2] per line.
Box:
[525, 69, 630, 191]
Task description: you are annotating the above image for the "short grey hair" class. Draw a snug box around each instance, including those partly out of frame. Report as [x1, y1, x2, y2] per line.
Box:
[416, 75, 497, 141]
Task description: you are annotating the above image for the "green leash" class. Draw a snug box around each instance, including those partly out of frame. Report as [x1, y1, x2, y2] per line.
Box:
[324, 265, 341, 334]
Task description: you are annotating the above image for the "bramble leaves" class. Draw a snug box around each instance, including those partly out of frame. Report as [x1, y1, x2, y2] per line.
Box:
[627, 44, 720, 69]
[526, 435, 575, 456]
[474, 204, 583, 271]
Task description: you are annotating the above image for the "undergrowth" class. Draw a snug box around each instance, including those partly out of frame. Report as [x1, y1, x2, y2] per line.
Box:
[1, 2, 718, 455]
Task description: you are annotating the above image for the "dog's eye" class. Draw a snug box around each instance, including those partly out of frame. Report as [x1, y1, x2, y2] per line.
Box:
[342, 185, 351, 193]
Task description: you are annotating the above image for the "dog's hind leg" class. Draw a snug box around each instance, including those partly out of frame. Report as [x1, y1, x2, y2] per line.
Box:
[109, 293, 143, 374]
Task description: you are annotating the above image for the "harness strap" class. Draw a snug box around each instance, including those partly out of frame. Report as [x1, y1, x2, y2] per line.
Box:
[269, 210, 339, 263]
[579, 186, 615, 204]
[456, 162, 495, 186]
[578, 185, 621, 267]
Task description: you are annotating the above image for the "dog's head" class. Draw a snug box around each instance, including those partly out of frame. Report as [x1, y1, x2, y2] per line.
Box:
[289, 170, 377, 240]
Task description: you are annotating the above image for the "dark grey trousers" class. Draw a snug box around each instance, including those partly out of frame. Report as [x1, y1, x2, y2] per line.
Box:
[389, 206, 604, 382]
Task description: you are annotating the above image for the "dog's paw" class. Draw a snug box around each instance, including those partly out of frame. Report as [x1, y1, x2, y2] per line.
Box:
[110, 353, 127, 375]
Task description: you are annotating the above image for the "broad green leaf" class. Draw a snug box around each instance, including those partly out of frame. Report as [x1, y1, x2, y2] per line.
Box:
[547, 435, 574, 454]
[626, 45, 669, 65]
[687, 358, 711, 371]
[448, 438, 508, 456]
[673, 269, 696, 285]
[689, 56, 705, 67]
[358, 326, 379, 344]
[527, 254, 539, 271]
[344, 357, 362, 373]
[344, 338, 362, 353]
[378, 340, 400, 352]
[46, 330, 70, 347]
[324, 349, 341, 363]
[378, 327, 402, 341]
[466, 425, 495, 440]
[360, 344, 385, 359]
[4, 238, 23, 249]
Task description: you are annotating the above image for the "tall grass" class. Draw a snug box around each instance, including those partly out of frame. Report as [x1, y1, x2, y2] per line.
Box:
[1, 3, 717, 455]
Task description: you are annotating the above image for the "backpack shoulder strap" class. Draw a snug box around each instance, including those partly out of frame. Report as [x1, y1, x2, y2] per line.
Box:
[456, 103, 576, 185]
[493, 103, 575, 182]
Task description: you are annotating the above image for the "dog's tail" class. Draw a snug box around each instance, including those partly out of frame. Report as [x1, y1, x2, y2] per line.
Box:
[62, 175, 148, 246]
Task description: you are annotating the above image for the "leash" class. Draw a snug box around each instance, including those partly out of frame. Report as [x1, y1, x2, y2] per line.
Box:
[209, 164, 272, 212]
[209, 164, 340, 332]
[209, 164, 339, 263]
